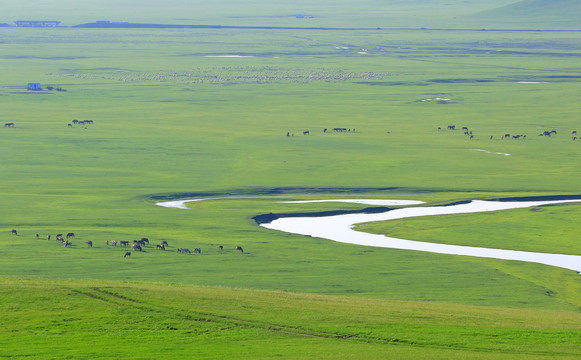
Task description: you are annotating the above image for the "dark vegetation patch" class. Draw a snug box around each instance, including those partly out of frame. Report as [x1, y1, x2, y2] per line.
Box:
[354, 81, 429, 86]
[10, 92, 53, 95]
[73, 21, 379, 31]
[253, 206, 395, 225]
[61, 67, 126, 71]
[4, 55, 87, 60]
[544, 75, 581, 79]
[494, 194, 581, 202]
[149, 187, 405, 202]
[429, 79, 494, 83]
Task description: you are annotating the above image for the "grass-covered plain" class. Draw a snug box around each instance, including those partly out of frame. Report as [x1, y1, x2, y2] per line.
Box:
[2, 278, 581, 359]
[1, 1, 581, 358]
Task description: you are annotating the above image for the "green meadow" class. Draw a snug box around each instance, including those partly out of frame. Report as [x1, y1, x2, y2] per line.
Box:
[1, 1, 581, 358]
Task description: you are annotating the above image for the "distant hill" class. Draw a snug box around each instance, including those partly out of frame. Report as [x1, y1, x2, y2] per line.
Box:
[468, 0, 581, 29]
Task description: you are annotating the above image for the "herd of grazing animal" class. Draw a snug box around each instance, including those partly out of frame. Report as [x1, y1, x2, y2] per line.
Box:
[4, 119, 95, 129]
[287, 127, 356, 137]
[440, 126, 579, 142]
[10, 229, 246, 258]
[68, 119, 95, 128]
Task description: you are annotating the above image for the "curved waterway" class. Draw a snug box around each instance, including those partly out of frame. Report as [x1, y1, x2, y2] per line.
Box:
[157, 198, 581, 273]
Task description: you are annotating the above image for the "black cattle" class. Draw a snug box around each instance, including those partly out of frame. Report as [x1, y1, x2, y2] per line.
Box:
[124, 252, 131, 258]
[161, 240, 168, 247]
[194, 248, 201, 254]
[4, 123, 14, 127]
[11, 229, 17, 235]
[156, 244, 165, 250]
[303, 131, 309, 135]
[140, 238, 149, 245]
[86, 241, 93, 248]
[236, 246, 244, 253]
[120, 240, 129, 247]
[47, 235, 51, 241]
[219, 245, 224, 252]
[447, 125, 455, 130]
[66, 232, 75, 239]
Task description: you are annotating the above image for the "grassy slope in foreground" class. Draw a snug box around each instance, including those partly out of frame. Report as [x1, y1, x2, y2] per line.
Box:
[1, 278, 580, 360]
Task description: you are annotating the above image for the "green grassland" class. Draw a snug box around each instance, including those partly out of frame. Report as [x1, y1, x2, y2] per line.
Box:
[2, 278, 581, 359]
[1, 1, 581, 358]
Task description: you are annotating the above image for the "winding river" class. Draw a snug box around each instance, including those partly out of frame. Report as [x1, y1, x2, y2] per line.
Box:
[157, 198, 581, 273]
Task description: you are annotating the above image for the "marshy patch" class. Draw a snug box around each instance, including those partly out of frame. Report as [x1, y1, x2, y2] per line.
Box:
[355, 81, 429, 86]
[429, 79, 494, 84]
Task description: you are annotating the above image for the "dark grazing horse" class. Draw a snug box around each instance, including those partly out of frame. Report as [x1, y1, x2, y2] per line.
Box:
[236, 246, 244, 253]
[131, 244, 143, 252]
